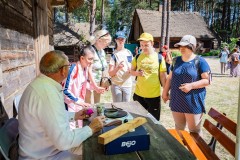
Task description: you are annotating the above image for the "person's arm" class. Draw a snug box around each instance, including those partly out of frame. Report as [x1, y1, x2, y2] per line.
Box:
[108, 61, 124, 77]
[38, 90, 92, 150]
[166, 50, 173, 64]
[162, 72, 172, 103]
[160, 71, 167, 88]
[88, 66, 105, 94]
[179, 72, 210, 93]
[179, 58, 211, 93]
[130, 57, 144, 77]
[88, 65, 98, 89]
[159, 58, 167, 87]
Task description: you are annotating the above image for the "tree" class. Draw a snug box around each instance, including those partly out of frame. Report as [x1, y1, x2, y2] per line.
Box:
[90, 0, 96, 35]
[160, 0, 167, 48]
[165, 0, 171, 47]
[101, 0, 104, 25]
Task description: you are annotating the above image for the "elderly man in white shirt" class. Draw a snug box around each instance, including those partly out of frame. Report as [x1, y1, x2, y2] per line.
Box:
[18, 50, 105, 160]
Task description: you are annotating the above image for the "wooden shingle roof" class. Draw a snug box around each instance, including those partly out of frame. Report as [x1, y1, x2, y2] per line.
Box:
[136, 9, 215, 39]
[54, 22, 90, 46]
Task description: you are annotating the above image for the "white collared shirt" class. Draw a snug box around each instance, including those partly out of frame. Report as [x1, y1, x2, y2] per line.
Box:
[18, 74, 92, 159]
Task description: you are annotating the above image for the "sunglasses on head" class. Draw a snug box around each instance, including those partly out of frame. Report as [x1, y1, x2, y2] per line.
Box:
[99, 32, 110, 39]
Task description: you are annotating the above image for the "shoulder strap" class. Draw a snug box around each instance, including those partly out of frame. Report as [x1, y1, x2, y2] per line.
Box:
[171, 56, 179, 70]
[135, 54, 140, 68]
[158, 53, 163, 86]
[158, 53, 162, 67]
[134, 54, 141, 81]
[92, 45, 104, 71]
[111, 54, 117, 63]
[194, 55, 202, 80]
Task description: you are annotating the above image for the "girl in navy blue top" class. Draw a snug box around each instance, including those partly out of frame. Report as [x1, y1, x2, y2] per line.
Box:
[162, 35, 211, 134]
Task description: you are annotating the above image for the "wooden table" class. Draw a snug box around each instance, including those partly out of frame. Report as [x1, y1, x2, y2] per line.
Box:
[83, 101, 196, 160]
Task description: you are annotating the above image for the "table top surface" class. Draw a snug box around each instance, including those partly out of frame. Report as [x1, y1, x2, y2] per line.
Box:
[83, 101, 196, 160]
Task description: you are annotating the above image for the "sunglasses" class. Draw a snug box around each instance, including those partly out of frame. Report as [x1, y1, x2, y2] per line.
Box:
[99, 32, 110, 39]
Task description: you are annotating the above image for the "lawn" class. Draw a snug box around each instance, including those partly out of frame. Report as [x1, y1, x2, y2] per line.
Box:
[101, 56, 239, 160]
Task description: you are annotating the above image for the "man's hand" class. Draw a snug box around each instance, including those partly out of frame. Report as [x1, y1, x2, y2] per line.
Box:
[75, 108, 95, 120]
[75, 108, 88, 120]
[89, 116, 105, 134]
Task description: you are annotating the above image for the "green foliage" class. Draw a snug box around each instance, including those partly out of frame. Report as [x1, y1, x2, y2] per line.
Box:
[220, 38, 238, 52]
[106, 0, 160, 35]
[201, 49, 220, 57]
[171, 50, 181, 57]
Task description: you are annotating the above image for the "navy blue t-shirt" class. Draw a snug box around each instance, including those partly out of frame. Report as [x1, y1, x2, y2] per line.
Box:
[170, 56, 210, 114]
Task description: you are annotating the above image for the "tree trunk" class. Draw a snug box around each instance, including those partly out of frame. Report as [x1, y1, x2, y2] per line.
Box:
[90, 0, 96, 36]
[160, 0, 167, 48]
[101, 0, 104, 25]
[226, 0, 231, 31]
[221, 0, 227, 30]
[210, 1, 215, 29]
[53, 8, 57, 22]
[165, 0, 171, 47]
[188, 0, 191, 11]
[193, 0, 197, 11]
[231, 0, 237, 34]
[65, 7, 69, 23]
[236, 4, 240, 36]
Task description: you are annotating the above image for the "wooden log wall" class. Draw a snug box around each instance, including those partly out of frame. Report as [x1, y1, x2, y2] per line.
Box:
[0, 0, 54, 117]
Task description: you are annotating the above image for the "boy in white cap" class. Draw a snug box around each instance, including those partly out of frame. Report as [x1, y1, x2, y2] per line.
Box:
[162, 35, 211, 135]
[131, 32, 167, 121]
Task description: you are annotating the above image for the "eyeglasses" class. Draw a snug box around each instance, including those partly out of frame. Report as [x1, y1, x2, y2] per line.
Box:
[59, 64, 71, 70]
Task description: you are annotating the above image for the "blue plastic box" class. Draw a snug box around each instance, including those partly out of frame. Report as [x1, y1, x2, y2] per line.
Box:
[102, 125, 150, 155]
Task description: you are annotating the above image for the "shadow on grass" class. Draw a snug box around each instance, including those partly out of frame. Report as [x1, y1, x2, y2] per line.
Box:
[211, 73, 231, 77]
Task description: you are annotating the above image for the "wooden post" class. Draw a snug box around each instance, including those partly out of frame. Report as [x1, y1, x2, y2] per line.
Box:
[98, 117, 147, 145]
[235, 80, 240, 159]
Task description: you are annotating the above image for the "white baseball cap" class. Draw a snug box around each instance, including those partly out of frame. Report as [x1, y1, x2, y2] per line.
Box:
[174, 35, 197, 48]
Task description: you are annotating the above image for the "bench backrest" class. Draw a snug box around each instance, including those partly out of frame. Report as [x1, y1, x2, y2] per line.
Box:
[204, 107, 236, 157]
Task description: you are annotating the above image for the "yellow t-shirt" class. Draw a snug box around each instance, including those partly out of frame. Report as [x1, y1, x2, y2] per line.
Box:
[132, 52, 166, 98]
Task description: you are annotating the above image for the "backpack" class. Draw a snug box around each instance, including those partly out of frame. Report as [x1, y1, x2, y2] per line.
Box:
[232, 55, 239, 65]
[111, 49, 133, 64]
[135, 53, 162, 85]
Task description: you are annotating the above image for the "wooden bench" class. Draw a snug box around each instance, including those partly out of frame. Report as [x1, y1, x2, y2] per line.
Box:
[168, 108, 236, 160]
[168, 129, 207, 160]
[191, 107, 236, 160]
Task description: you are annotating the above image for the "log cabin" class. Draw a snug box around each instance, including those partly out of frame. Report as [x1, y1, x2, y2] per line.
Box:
[0, 0, 84, 116]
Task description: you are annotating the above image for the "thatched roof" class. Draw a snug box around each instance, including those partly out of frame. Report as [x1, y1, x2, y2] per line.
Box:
[51, 0, 84, 12]
[136, 9, 215, 39]
[54, 22, 90, 46]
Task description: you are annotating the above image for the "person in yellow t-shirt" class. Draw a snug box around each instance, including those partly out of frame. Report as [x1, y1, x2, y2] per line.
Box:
[131, 33, 167, 121]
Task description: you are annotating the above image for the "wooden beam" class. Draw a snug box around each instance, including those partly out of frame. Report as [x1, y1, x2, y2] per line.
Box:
[98, 117, 147, 145]
[167, 129, 184, 145]
[180, 130, 207, 160]
[51, 0, 65, 6]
